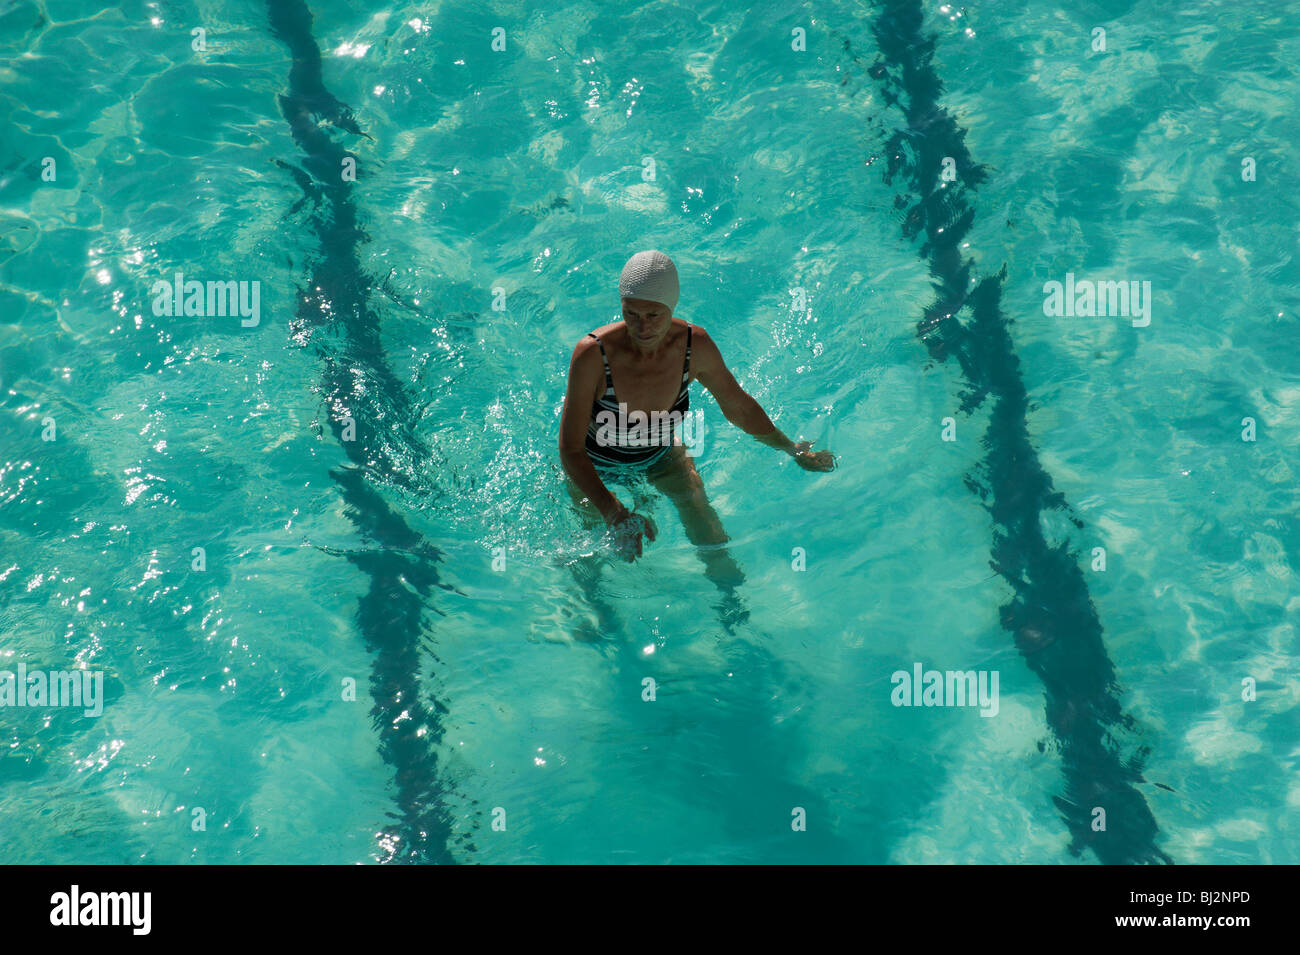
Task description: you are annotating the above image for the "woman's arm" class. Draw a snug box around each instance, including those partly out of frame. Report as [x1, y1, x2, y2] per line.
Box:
[558, 339, 659, 559]
[691, 325, 834, 472]
[558, 339, 629, 522]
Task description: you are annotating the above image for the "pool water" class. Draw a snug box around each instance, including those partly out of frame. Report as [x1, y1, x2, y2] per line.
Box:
[1, 0, 1296, 863]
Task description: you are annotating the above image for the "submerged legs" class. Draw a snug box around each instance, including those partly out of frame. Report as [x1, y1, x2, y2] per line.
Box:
[647, 446, 750, 633]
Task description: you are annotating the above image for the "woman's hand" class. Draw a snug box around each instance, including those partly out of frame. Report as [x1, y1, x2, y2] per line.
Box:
[755, 428, 835, 471]
[607, 510, 658, 561]
[791, 441, 835, 472]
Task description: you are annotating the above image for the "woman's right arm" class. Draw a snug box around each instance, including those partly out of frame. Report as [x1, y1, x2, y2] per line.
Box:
[558, 339, 628, 524]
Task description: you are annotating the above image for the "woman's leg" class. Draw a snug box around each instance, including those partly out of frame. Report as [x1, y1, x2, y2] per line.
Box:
[646, 445, 727, 544]
[646, 446, 749, 630]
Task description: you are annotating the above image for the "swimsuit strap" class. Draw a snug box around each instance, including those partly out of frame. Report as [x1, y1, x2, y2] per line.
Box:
[682, 324, 692, 382]
[586, 332, 615, 393]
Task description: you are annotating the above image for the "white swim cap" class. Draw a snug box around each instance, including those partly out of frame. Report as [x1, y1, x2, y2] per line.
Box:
[619, 250, 679, 313]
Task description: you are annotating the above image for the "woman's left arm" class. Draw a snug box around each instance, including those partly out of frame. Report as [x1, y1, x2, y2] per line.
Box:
[690, 325, 835, 472]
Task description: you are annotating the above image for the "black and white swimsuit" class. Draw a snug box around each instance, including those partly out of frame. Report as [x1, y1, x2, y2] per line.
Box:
[584, 324, 692, 470]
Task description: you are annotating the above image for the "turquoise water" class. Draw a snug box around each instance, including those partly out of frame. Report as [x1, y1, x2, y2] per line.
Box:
[1, 0, 1296, 864]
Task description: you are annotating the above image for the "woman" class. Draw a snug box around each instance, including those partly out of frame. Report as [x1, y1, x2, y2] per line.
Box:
[559, 250, 834, 567]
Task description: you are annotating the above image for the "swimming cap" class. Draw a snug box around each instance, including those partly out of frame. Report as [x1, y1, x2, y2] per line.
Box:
[619, 250, 679, 313]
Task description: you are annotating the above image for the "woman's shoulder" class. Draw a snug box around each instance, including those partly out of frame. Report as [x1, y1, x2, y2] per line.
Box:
[586, 320, 624, 341]
[578, 317, 695, 353]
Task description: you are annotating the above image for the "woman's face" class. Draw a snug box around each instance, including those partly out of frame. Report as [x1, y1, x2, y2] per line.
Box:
[622, 297, 672, 349]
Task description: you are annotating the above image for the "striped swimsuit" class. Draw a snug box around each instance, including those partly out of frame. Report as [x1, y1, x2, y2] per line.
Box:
[584, 324, 692, 470]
